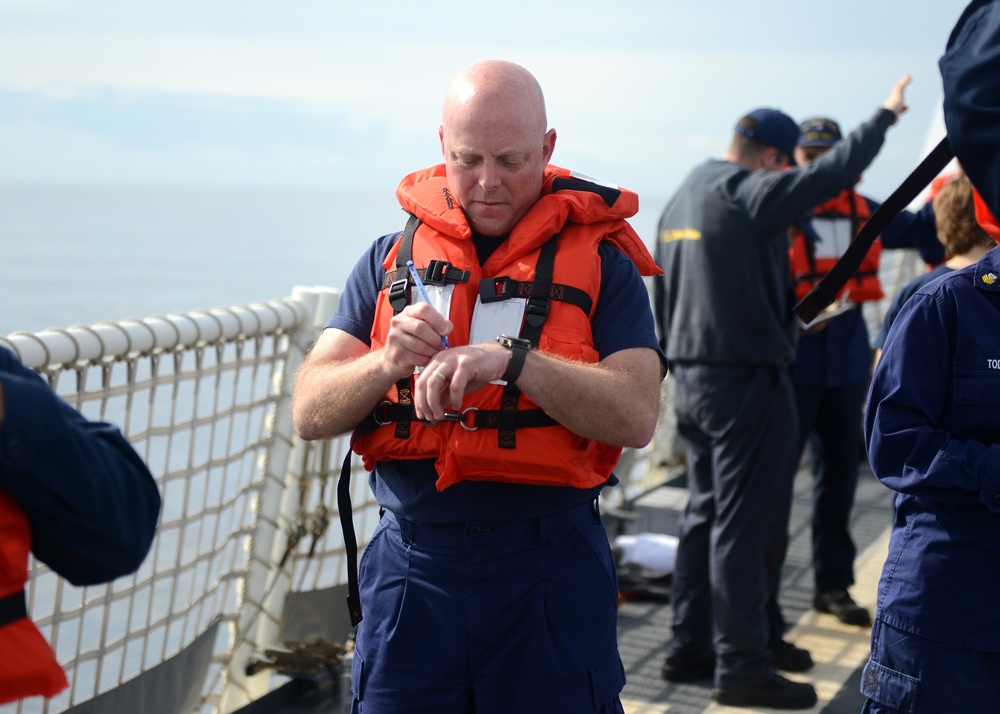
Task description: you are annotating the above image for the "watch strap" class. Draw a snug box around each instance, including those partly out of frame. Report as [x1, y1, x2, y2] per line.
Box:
[502, 343, 528, 383]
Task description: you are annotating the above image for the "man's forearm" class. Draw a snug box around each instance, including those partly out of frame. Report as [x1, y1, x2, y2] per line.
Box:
[514, 347, 663, 448]
[293, 348, 399, 441]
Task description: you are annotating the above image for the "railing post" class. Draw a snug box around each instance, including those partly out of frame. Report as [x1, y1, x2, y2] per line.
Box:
[217, 286, 340, 712]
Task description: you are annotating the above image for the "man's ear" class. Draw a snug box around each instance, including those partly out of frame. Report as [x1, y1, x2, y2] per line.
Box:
[762, 147, 790, 172]
[755, 147, 777, 171]
[542, 128, 557, 164]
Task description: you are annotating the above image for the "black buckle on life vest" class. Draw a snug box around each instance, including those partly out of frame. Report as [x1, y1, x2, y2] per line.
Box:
[525, 293, 550, 329]
[422, 260, 469, 286]
[479, 276, 515, 303]
[388, 278, 410, 314]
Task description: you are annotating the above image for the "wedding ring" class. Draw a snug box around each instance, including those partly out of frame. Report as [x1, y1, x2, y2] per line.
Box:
[433, 371, 450, 385]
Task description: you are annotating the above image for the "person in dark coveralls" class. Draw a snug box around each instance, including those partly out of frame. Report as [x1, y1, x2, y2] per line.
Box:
[652, 76, 912, 709]
[292, 60, 665, 714]
[0, 346, 161, 702]
[862, 1, 1000, 710]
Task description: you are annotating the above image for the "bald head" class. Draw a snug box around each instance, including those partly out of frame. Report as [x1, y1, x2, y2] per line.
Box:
[438, 60, 556, 236]
[442, 60, 548, 134]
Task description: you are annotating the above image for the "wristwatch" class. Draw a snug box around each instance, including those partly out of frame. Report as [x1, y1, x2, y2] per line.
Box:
[496, 334, 531, 383]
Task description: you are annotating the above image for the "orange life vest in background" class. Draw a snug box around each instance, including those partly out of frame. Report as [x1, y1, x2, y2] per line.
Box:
[354, 164, 660, 492]
[0, 490, 68, 704]
[789, 189, 884, 303]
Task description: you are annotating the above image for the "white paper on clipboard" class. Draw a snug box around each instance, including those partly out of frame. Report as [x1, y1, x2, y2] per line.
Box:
[411, 283, 455, 375]
[469, 296, 527, 345]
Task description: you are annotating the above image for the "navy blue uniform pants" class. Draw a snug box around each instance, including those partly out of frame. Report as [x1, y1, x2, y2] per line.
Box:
[351, 500, 626, 713]
[794, 381, 868, 592]
[666, 363, 799, 688]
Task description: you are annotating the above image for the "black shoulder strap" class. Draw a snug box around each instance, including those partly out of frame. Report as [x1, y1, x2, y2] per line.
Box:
[338, 444, 363, 626]
[794, 136, 954, 324]
[385, 214, 422, 314]
[497, 234, 559, 448]
[382, 214, 471, 300]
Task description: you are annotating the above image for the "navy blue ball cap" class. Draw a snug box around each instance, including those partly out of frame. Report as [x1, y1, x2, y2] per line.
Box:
[798, 117, 843, 148]
[734, 108, 800, 160]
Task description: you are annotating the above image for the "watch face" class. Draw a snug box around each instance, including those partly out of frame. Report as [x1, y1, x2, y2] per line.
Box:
[498, 334, 531, 349]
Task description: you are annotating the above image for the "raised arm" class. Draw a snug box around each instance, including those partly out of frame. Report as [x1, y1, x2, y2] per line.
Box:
[749, 74, 914, 227]
[881, 74, 911, 118]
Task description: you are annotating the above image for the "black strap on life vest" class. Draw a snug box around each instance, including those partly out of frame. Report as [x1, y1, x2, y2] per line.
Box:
[795, 136, 954, 324]
[478, 275, 592, 316]
[337, 420, 377, 627]
[369, 401, 558, 430]
[496, 233, 559, 447]
[0, 590, 27, 627]
[384, 214, 424, 439]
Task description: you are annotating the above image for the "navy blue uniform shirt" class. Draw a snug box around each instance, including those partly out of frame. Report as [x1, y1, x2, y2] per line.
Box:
[866, 246, 1000, 650]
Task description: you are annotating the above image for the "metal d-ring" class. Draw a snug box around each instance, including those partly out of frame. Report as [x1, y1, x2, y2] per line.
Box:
[374, 401, 393, 426]
[459, 407, 478, 432]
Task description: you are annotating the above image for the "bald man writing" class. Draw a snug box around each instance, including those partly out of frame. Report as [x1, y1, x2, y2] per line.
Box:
[292, 60, 665, 713]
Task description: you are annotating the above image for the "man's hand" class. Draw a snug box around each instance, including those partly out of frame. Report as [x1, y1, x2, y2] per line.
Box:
[882, 74, 912, 120]
[379, 302, 454, 382]
[412, 343, 510, 423]
[292, 301, 454, 441]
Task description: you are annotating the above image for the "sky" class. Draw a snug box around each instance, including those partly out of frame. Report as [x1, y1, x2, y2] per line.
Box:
[0, 0, 972, 205]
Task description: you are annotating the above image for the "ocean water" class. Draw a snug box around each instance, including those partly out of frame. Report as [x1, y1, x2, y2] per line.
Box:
[1, 183, 665, 337]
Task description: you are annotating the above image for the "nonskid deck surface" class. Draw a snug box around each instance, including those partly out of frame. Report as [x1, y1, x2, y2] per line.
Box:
[617, 459, 887, 714]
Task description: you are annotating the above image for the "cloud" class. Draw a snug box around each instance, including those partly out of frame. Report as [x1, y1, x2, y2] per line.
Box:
[0, 88, 437, 188]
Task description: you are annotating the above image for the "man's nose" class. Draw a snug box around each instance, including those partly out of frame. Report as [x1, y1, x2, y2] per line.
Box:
[479, 163, 502, 190]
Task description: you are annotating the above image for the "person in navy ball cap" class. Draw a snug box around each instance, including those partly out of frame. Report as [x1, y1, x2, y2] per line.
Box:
[653, 75, 912, 709]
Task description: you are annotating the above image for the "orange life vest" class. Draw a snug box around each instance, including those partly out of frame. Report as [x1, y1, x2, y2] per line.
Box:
[789, 189, 884, 303]
[353, 164, 661, 492]
[0, 490, 68, 704]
